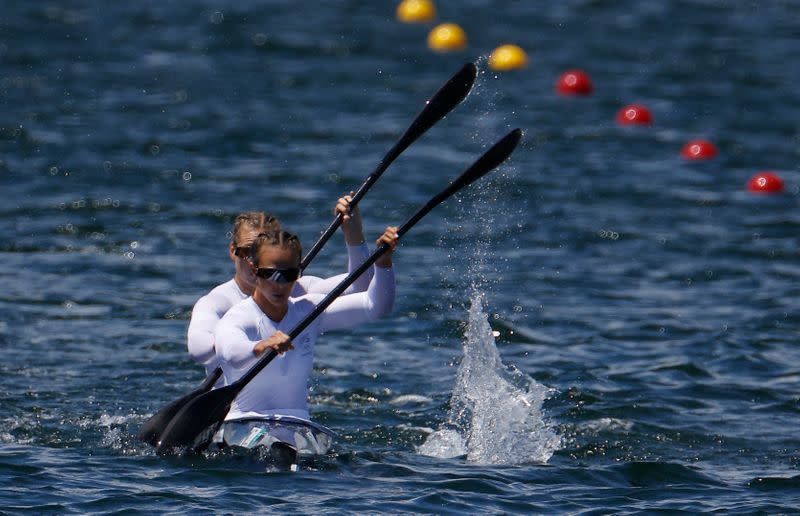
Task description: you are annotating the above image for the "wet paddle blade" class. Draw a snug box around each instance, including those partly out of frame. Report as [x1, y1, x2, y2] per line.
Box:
[389, 62, 478, 160]
[397, 128, 523, 236]
[449, 128, 522, 193]
[155, 383, 238, 454]
[136, 367, 221, 446]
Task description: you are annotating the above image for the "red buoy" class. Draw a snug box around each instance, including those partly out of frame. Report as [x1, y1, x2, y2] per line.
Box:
[556, 69, 593, 96]
[616, 104, 653, 126]
[681, 139, 718, 160]
[747, 172, 784, 193]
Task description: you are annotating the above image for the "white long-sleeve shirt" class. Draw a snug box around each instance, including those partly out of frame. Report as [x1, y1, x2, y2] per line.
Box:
[187, 243, 371, 375]
[214, 265, 395, 421]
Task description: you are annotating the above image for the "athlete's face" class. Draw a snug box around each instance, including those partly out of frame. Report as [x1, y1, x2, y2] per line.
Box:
[230, 228, 261, 291]
[253, 244, 300, 307]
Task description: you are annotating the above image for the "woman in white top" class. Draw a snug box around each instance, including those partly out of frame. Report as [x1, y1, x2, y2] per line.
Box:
[187, 194, 372, 377]
[214, 226, 398, 424]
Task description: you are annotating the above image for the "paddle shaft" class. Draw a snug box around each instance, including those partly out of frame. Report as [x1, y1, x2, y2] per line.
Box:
[299, 62, 477, 270]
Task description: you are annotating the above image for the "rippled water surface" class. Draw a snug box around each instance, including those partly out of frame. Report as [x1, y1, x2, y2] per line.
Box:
[2, 1, 800, 513]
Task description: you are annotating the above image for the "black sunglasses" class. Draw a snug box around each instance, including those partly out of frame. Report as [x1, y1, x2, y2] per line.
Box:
[254, 267, 301, 283]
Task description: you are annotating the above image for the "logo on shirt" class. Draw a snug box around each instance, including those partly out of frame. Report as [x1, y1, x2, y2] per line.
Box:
[298, 334, 313, 356]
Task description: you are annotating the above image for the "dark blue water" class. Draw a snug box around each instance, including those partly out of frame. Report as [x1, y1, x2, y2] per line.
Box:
[2, 1, 800, 513]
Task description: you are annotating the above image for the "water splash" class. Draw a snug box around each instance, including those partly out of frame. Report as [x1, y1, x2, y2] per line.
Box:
[419, 293, 561, 464]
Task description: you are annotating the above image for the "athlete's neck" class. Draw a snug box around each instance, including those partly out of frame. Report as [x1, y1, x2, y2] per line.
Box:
[252, 290, 288, 322]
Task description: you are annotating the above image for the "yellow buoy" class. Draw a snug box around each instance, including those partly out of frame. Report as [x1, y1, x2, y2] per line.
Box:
[488, 44, 528, 71]
[396, 0, 436, 23]
[427, 23, 467, 52]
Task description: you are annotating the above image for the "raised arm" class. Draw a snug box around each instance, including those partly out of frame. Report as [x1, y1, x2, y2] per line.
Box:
[299, 192, 372, 296]
[317, 226, 398, 333]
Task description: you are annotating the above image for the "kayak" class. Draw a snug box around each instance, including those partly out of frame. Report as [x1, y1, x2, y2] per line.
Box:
[211, 415, 336, 468]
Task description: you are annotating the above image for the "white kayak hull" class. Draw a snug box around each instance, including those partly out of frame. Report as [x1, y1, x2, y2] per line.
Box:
[213, 415, 335, 458]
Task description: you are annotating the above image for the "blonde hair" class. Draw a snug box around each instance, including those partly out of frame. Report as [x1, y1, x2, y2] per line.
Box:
[248, 229, 303, 267]
[231, 212, 280, 247]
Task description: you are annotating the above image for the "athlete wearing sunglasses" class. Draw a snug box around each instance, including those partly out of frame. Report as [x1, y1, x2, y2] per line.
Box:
[213, 225, 398, 425]
[187, 194, 371, 380]
[254, 267, 302, 283]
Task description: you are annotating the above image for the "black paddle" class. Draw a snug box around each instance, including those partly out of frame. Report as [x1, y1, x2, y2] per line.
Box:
[299, 61, 478, 270]
[155, 128, 523, 454]
[136, 62, 477, 447]
[135, 367, 221, 445]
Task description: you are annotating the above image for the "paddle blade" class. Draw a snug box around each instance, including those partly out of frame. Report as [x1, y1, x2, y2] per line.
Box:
[449, 128, 523, 194]
[397, 62, 478, 150]
[136, 367, 221, 446]
[397, 128, 523, 237]
[155, 383, 238, 454]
